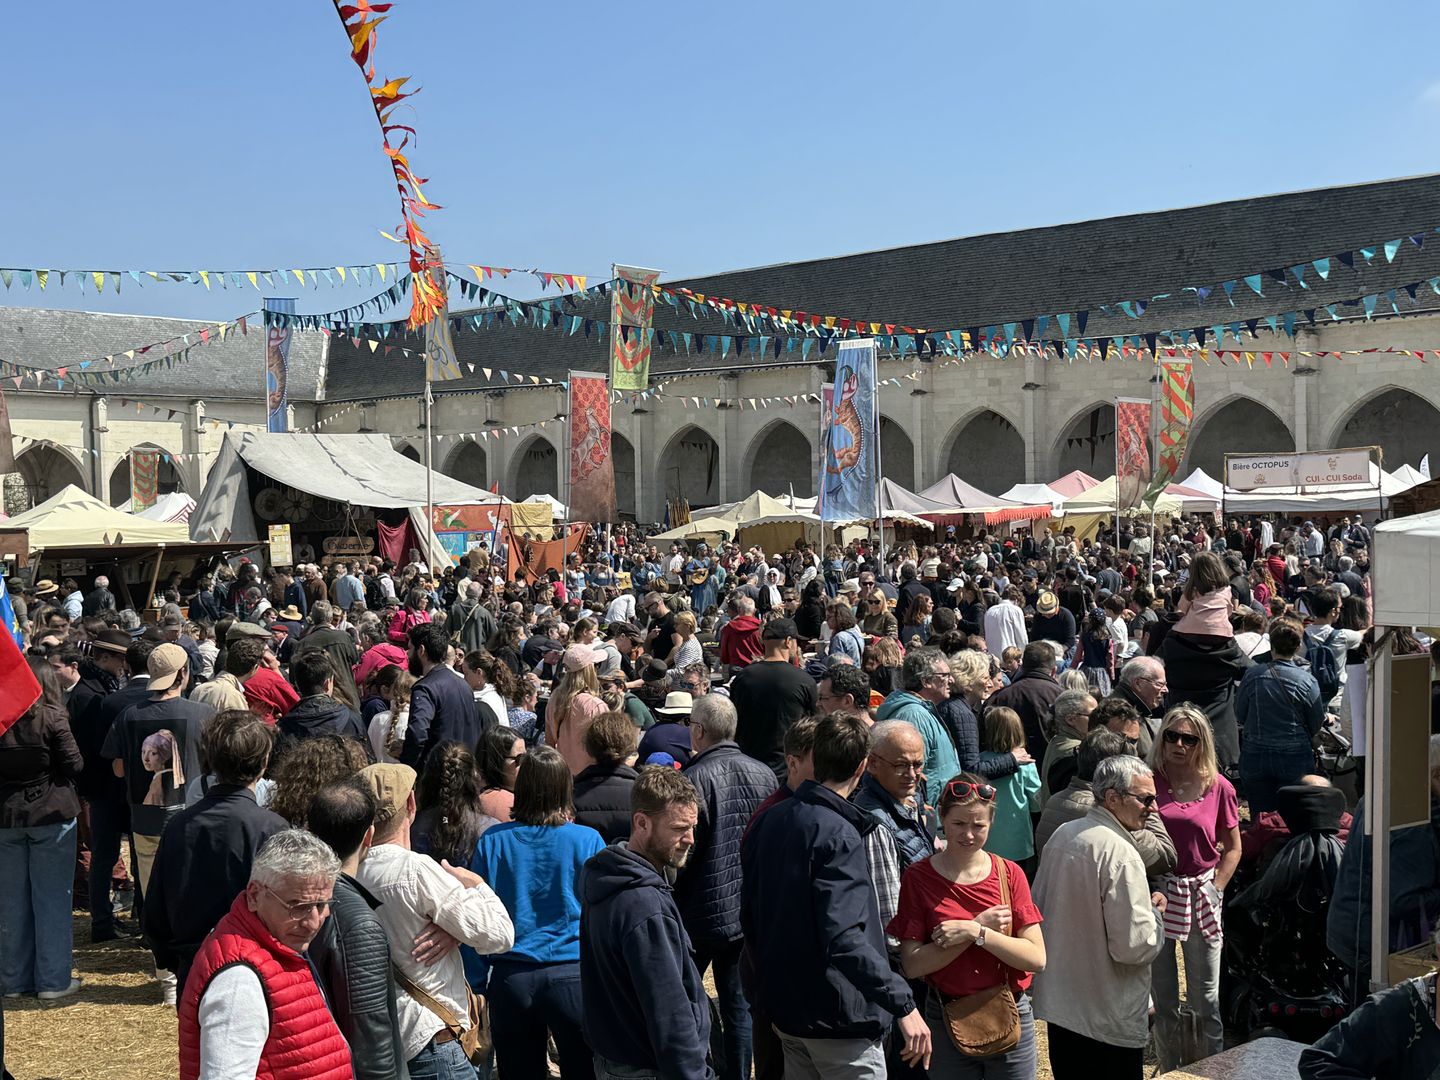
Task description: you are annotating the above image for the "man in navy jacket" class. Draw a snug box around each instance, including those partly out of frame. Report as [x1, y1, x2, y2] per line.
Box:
[741, 713, 931, 1078]
[580, 768, 714, 1080]
[399, 623, 482, 770]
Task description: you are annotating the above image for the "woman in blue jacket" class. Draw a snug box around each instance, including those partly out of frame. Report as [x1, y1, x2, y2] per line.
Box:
[1236, 618, 1324, 813]
[472, 745, 605, 1079]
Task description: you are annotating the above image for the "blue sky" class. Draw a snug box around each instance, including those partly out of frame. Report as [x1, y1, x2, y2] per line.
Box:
[6, 1, 1440, 324]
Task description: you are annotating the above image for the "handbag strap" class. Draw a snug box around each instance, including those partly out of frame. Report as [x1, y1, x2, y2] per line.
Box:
[392, 964, 464, 1034]
[993, 852, 1010, 910]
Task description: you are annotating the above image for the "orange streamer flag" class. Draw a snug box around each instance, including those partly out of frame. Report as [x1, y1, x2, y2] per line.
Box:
[333, 1, 444, 329]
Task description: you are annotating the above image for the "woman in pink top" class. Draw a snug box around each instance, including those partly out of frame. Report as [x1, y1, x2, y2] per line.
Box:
[1148, 704, 1241, 1073]
[477, 725, 525, 822]
[545, 644, 611, 774]
[386, 587, 432, 645]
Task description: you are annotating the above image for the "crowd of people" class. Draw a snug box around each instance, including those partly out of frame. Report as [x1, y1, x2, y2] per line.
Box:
[0, 510, 1434, 1079]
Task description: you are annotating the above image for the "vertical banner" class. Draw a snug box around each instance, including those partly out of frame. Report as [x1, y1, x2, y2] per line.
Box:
[816, 382, 834, 519]
[130, 448, 159, 511]
[422, 249, 463, 383]
[263, 298, 296, 432]
[567, 372, 617, 523]
[1115, 397, 1153, 512]
[268, 524, 294, 567]
[1143, 359, 1196, 504]
[821, 340, 878, 522]
[610, 264, 661, 392]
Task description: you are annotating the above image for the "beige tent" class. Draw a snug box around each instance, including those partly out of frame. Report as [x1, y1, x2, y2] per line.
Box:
[648, 516, 738, 541]
[1, 484, 191, 552]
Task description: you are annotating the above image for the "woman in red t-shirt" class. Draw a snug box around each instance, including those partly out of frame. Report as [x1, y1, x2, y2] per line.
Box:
[888, 773, 1047, 1078]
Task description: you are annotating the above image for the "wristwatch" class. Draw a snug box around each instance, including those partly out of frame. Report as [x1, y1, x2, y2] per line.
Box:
[974, 927, 987, 949]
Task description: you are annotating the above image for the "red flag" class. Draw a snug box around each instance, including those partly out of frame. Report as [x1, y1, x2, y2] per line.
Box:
[0, 633, 40, 739]
[489, 481, 499, 494]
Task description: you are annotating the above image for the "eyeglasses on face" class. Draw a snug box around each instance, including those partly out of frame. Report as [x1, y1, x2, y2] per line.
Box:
[873, 754, 925, 775]
[944, 779, 996, 802]
[1163, 729, 1200, 749]
[1119, 789, 1158, 810]
[262, 884, 333, 921]
[928, 669, 954, 682]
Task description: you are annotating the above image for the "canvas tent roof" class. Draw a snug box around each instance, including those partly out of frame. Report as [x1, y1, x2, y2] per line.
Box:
[1048, 470, 1102, 498]
[2, 485, 191, 551]
[917, 474, 1051, 523]
[189, 432, 507, 565]
[522, 493, 566, 517]
[1217, 462, 1403, 514]
[116, 491, 196, 524]
[1177, 468, 1225, 499]
[1061, 476, 1183, 518]
[1373, 507, 1440, 626]
[648, 516, 737, 541]
[1000, 483, 1065, 511]
[1390, 464, 1428, 491]
[724, 490, 821, 528]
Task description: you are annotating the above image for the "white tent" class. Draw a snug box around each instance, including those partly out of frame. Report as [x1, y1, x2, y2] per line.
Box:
[522, 493, 567, 518]
[2, 484, 192, 551]
[1389, 463, 1428, 492]
[1218, 462, 1404, 515]
[1060, 476, 1183, 518]
[1000, 482, 1065, 514]
[1177, 468, 1225, 500]
[189, 432, 507, 567]
[116, 490, 196, 524]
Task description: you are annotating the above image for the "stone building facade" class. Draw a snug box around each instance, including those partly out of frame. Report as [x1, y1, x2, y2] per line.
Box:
[5, 174, 1440, 521]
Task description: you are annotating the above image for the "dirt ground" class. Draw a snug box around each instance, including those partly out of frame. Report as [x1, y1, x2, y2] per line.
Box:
[4, 914, 1174, 1080]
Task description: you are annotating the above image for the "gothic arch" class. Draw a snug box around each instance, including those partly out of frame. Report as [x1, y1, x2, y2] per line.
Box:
[879, 415, 915, 488]
[744, 419, 814, 498]
[11, 442, 88, 509]
[441, 438, 488, 488]
[508, 435, 559, 501]
[1329, 385, 1440, 469]
[108, 443, 187, 507]
[942, 407, 1025, 493]
[1052, 400, 1119, 478]
[1185, 394, 1293, 479]
[658, 425, 720, 507]
[612, 432, 636, 518]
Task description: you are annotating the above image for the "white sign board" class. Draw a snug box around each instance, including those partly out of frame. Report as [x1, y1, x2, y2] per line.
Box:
[1226, 448, 1373, 491]
[268, 524, 294, 567]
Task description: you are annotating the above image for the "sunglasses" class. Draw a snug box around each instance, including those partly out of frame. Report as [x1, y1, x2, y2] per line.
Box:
[1163, 729, 1200, 749]
[1120, 789, 1159, 810]
[945, 779, 996, 802]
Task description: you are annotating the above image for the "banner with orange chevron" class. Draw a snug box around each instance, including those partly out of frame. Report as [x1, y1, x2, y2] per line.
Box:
[609, 264, 661, 391]
[1143, 358, 1196, 506]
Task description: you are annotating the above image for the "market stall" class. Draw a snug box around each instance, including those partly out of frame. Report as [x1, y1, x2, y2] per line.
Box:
[189, 431, 507, 568]
[918, 474, 1052, 526]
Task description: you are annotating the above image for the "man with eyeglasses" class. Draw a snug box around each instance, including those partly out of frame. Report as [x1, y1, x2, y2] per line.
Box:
[1032, 755, 1167, 1080]
[1113, 655, 1167, 756]
[874, 647, 961, 810]
[179, 829, 352, 1080]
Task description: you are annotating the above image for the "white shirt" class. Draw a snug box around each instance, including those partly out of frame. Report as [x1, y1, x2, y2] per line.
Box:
[983, 599, 1027, 658]
[196, 966, 272, 1080]
[605, 593, 637, 624]
[477, 683, 507, 724]
[357, 843, 514, 1061]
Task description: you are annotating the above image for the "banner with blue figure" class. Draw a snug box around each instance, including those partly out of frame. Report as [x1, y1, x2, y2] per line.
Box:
[820, 339, 878, 522]
[0, 573, 21, 648]
[263, 298, 296, 432]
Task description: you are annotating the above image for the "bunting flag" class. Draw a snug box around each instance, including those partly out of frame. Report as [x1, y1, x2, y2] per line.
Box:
[0, 263, 404, 293]
[130, 448, 160, 511]
[332, 0, 443, 330]
[264, 298, 296, 432]
[821, 339, 879, 523]
[421, 249, 463, 382]
[1143, 359, 1196, 505]
[610, 265, 662, 391]
[567, 372, 616, 523]
[1115, 398, 1153, 512]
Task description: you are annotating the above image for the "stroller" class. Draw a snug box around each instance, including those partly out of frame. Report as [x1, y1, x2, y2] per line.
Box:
[1220, 783, 1350, 1044]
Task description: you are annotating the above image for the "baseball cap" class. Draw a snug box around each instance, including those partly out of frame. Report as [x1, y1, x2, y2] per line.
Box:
[147, 643, 189, 692]
[359, 763, 417, 822]
[760, 617, 799, 641]
[563, 643, 609, 673]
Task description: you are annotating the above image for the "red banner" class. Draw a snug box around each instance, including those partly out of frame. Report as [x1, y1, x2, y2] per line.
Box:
[567, 372, 616, 522]
[1145, 360, 1196, 502]
[1115, 398, 1152, 511]
[130, 448, 160, 510]
[505, 522, 589, 584]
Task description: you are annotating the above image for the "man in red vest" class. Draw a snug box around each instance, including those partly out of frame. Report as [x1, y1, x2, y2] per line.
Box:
[178, 829, 353, 1080]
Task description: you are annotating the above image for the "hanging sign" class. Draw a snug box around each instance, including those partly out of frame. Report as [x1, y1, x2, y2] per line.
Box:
[1226, 448, 1374, 490]
[268, 524, 294, 567]
[609, 265, 662, 392]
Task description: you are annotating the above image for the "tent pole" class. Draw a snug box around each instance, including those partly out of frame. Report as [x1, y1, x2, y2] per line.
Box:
[424, 372, 435, 568]
[1368, 632, 1393, 993]
[143, 544, 165, 612]
[873, 349, 885, 578]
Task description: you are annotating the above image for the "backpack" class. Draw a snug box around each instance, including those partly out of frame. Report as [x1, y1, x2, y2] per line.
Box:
[1304, 626, 1342, 703]
[364, 574, 385, 610]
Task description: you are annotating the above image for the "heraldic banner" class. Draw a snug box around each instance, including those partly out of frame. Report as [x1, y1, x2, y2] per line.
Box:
[130, 448, 160, 511]
[609, 264, 661, 392]
[568, 371, 617, 522]
[1115, 397, 1153, 512]
[1143, 359, 1195, 505]
[820, 340, 878, 523]
[263, 298, 296, 432]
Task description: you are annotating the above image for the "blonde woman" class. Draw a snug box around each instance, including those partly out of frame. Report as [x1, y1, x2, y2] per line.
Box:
[941, 649, 1024, 780]
[1147, 704, 1241, 1072]
[367, 670, 415, 764]
[546, 644, 610, 774]
[668, 610, 703, 674]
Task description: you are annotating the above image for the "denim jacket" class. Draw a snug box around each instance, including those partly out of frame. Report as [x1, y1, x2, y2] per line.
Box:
[1235, 657, 1325, 754]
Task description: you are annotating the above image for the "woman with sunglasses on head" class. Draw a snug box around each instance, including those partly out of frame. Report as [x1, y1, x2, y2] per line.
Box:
[1147, 704, 1240, 1073]
[889, 774, 1046, 1079]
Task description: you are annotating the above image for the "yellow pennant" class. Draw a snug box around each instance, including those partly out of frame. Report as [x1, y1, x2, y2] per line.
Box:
[198, 270, 211, 289]
[292, 270, 306, 286]
[246, 272, 259, 290]
[336, 266, 347, 283]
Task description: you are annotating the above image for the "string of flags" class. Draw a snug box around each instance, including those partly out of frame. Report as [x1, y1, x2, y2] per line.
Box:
[430, 416, 564, 445]
[11, 434, 220, 461]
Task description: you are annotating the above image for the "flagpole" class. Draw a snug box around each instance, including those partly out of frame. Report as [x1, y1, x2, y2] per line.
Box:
[1113, 397, 1121, 555]
[872, 346, 886, 579]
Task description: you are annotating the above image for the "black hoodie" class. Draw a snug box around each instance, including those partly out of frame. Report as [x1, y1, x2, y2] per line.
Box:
[278, 694, 371, 758]
[579, 843, 713, 1079]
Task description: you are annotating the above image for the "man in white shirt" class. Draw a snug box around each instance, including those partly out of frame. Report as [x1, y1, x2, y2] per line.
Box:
[355, 763, 515, 1078]
[605, 588, 637, 625]
[983, 587, 1028, 658]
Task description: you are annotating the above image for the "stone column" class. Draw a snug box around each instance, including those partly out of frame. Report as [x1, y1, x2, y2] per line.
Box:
[719, 374, 739, 501]
[1021, 353, 1043, 482]
[89, 396, 109, 495]
[184, 400, 206, 493]
[1292, 328, 1321, 451]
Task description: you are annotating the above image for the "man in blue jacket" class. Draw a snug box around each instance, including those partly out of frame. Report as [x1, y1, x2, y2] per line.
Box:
[399, 623, 483, 770]
[741, 713, 931, 1078]
[580, 767, 714, 1080]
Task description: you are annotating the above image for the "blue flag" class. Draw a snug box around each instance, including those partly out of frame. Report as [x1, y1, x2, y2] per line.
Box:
[0, 574, 21, 648]
[820, 339, 878, 523]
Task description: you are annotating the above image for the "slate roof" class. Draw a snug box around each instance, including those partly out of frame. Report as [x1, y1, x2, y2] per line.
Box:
[322, 173, 1440, 400]
[0, 307, 328, 401]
